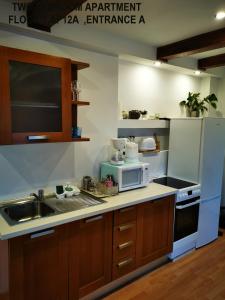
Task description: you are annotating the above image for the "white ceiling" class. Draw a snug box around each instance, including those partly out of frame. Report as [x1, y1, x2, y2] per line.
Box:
[4, 0, 225, 48]
[3, 0, 225, 71]
[78, 0, 225, 47]
[3, 0, 225, 48]
[75, 0, 225, 72]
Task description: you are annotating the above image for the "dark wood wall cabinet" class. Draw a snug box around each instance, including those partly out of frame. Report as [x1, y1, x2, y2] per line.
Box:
[0, 195, 175, 300]
[0, 45, 90, 145]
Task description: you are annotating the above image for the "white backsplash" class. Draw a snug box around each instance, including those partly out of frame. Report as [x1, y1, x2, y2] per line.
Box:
[139, 150, 168, 180]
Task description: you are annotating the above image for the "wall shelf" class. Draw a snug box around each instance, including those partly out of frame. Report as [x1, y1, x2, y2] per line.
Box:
[71, 60, 90, 70]
[118, 119, 170, 129]
[71, 137, 90, 142]
[71, 61, 90, 143]
[72, 101, 90, 106]
[139, 149, 160, 154]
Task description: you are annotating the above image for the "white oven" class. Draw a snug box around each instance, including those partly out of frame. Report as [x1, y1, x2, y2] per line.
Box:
[153, 176, 201, 260]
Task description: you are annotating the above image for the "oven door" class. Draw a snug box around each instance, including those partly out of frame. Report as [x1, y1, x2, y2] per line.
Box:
[174, 197, 200, 242]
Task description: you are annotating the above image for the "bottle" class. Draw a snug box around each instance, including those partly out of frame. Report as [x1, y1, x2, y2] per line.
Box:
[105, 175, 113, 188]
[82, 176, 91, 190]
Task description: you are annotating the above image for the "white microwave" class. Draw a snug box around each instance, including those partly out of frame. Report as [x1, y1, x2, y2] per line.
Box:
[100, 162, 150, 192]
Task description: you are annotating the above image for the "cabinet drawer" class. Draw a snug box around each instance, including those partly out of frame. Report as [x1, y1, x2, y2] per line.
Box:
[112, 257, 136, 279]
[113, 222, 136, 263]
[113, 222, 136, 245]
[114, 206, 137, 226]
[113, 240, 135, 262]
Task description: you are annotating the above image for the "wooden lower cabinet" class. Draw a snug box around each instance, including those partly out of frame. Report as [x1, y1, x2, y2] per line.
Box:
[0, 195, 175, 300]
[8, 225, 68, 300]
[68, 212, 113, 299]
[136, 195, 175, 267]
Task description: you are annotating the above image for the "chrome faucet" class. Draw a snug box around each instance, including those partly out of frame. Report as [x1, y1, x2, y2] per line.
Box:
[30, 189, 44, 202]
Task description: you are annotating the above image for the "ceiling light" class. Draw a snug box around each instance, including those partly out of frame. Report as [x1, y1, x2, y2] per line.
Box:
[154, 61, 161, 67]
[194, 70, 201, 76]
[215, 11, 225, 20]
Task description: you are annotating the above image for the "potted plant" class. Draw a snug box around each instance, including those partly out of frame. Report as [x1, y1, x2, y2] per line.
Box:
[179, 92, 218, 117]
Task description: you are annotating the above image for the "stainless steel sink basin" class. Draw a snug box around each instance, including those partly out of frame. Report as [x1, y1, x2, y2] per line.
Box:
[1, 200, 57, 226]
[0, 192, 106, 226]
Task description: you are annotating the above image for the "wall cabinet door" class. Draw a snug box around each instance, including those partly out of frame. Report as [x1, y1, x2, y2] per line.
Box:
[9, 225, 68, 300]
[69, 213, 113, 299]
[0, 46, 71, 144]
[136, 195, 175, 267]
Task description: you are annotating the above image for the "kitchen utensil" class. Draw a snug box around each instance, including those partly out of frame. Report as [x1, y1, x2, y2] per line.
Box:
[154, 133, 160, 150]
[129, 110, 141, 119]
[139, 138, 156, 151]
[82, 176, 92, 190]
[140, 110, 148, 120]
[125, 142, 139, 163]
[71, 80, 81, 101]
[72, 127, 82, 138]
[111, 138, 127, 164]
[122, 110, 129, 119]
[56, 185, 64, 195]
[64, 184, 80, 197]
[56, 185, 65, 199]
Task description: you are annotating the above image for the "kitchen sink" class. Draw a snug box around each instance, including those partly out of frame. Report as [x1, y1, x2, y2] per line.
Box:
[0, 193, 106, 226]
[1, 200, 57, 226]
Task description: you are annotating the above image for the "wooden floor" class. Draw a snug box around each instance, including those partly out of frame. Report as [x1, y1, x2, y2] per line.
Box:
[104, 233, 225, 300]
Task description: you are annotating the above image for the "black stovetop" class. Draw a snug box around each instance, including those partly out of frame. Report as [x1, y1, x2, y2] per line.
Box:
[153, 176, 197, 189]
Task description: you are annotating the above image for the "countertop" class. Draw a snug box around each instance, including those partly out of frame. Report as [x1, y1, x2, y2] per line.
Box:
[0, 183, 177, 240]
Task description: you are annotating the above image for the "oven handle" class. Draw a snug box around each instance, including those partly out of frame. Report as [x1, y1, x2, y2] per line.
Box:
[176, 200, 201, 210]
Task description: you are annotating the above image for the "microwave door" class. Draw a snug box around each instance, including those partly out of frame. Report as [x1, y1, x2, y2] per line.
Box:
[122, 168, 142, 189]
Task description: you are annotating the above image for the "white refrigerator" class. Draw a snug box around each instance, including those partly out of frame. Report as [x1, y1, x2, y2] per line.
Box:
[168, 117, 225, 247]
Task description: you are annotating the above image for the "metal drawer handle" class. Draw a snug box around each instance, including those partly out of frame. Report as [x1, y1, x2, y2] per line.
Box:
[119, 224, 134, 231]
[120, 206, 135, 213]
[85, 215, 103, 223]
[27, 135, 48, 141]
[117, 258, 133, 269]
[31, 229, 55, 239]
[118, 241, 133, 250]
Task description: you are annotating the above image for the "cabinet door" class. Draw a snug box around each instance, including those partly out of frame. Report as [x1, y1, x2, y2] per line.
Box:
[69, 213, 113, 299]
[136, 196, 175, 267]
[9, 225, 68, 300]
[0, 46, 71, 144]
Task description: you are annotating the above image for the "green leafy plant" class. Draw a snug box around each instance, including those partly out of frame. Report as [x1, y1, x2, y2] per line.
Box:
[180, 92, 218, 116]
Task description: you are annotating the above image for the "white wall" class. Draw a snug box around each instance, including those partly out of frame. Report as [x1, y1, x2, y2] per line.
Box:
[200, 77, 210, 98]
[118, 60, 201, 118]
[0, 29, 118, 200]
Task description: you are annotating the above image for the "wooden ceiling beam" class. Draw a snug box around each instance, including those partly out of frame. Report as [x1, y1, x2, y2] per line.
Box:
[198, 53, 225, 70]
[157, 27, 225, 61]
[27, 0, 87, 32]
